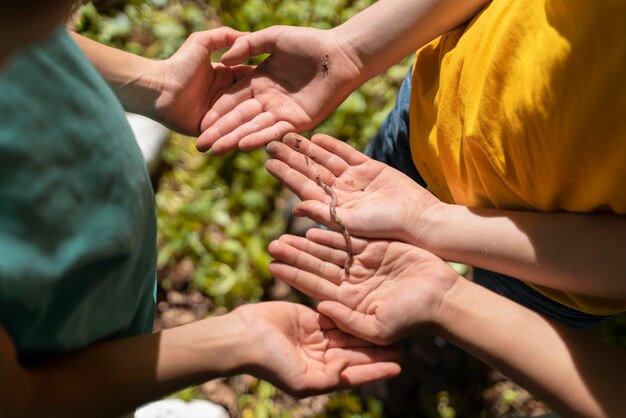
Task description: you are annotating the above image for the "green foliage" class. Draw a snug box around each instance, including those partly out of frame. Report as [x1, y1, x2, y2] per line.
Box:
[73, 0, 214, 58]
[208, 0, 374, 31]
[320, 391, 384, 418]
[156, 134, 284, 307]
[239, 380, 280, 418]
[73, 0, 409, 416]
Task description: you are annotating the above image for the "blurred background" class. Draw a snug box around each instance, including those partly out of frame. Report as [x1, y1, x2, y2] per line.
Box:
[70, 1, 626, 417]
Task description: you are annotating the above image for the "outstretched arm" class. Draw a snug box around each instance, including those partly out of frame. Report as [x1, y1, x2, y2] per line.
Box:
[0, 302, 400, 418]
[439, 271, 626, 418]
[269, 229, 626, 418]
[266, 133, 626, 300]
[71, 28, 253, 136]
[196, 0, 490, 153]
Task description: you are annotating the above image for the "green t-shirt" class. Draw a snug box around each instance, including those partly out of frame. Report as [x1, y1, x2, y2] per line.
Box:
[0, 28, 157, 360]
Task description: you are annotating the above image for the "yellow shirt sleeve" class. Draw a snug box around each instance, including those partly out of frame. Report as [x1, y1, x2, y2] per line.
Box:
[409, 0, 626, 314]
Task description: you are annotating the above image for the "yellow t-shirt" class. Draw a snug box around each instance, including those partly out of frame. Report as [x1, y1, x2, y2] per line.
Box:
[409, 0, 626, 314]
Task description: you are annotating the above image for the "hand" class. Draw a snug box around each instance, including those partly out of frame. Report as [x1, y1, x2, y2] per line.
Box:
[0, 303, 400, 416]
[268, 229, 461, 346]
[195, 26, 363, 154]
[231, 301, 401, 397]
[150, 27, 255, 136]
[265, 132, 441, 244]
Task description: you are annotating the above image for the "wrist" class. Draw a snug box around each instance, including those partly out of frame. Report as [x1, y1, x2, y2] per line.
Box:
[177, 313, 250, 379]
[430, 275, 473, 339]
[328, 26, 370, 88]
[119, 57, 165, 119]
[404, 200, 448, 249]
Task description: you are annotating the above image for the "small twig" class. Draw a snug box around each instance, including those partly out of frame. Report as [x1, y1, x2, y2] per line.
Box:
[316, 175, 354, 278]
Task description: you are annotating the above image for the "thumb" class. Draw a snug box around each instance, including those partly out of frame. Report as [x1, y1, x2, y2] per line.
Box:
[184, 26, 246, 54]
[221, 26, 283, 65]
[317, 301, 386, 345]
[292, 200, 337, 230]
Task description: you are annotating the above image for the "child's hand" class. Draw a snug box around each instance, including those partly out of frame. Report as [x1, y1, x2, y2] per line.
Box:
[265, 132, 442, 245]
[196, 26, 364, 154]
[231, 301, 401, 396]
[268, 229, 462, 345]
[150, 27, 254, 136]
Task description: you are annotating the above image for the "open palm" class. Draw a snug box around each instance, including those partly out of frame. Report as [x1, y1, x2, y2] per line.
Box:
[151, 27, 254, 136]
[265, 132, 440, 243]
[233, 301, 401, 397]
[268, 230, 461, 346]
[195, 26, 362, 154]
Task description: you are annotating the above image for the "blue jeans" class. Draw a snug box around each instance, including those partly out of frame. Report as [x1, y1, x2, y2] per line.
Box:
[366, 68, 610, 329]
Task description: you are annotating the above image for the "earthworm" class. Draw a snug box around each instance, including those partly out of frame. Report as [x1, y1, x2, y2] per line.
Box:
[316, 175, 354, 277]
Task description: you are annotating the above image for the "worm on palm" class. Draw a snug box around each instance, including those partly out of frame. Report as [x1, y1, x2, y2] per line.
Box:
[316, 175, 354, 277]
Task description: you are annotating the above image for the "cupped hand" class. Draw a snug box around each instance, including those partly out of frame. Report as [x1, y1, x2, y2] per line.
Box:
[268, 229, 461, 345]
[195, 26, 363, 154]
[232, 301, 401, 397]
[150, 27, 255, 136]
[265, 132, 441, 244]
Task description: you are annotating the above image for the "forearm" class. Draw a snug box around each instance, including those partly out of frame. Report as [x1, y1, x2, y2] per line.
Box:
[332, 0, 489, 82]
[70, 32, 163, 118]
[437, 278, 626, 418]
[412, 203, 626, 299]
[5, 316, 246, 418]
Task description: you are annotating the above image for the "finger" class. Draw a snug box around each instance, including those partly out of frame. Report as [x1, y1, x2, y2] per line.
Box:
[292, 200, 338, 229]
[311, 133, 369, 166]
[210, 64, 255, 103]
[340, 362, 402, 387]
[324, 329, 375, 349]
[264, 158, 330, 203]
[236, 120, 297, 152]
[214, 111, 277, 151]
[326, 346, 402, 366]
[282, 133, 350, 177]
[212, 63, 255, 79]
[185, 26, 245, 53]
[268, 240, 342, 285]
[318, 301, 390, 345]
[305, 228, 370, 256]
[268, 261, 338, 301]
[211, 121, 293, 154]
[198, 99, 265, 153]
[198, 79, 253, 137]
[265, 140, 337, 191]
[220, 27, 282, 66]
[231, 64, 256, 82]
[318, 312, 337, 331]
[279, 233, 348, 267]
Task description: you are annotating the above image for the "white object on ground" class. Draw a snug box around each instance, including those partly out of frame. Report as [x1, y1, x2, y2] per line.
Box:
[134, 399, 229, 418]
[126, 113, 170, 175]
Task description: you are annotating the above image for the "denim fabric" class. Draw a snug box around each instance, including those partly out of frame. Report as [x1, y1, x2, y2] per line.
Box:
[473, 269, 611, 329]
[367, 68, 611, 329]
[365, 68, 426, 188]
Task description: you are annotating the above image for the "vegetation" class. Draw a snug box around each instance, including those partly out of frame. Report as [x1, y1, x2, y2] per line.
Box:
[72, 1, 625, 417]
